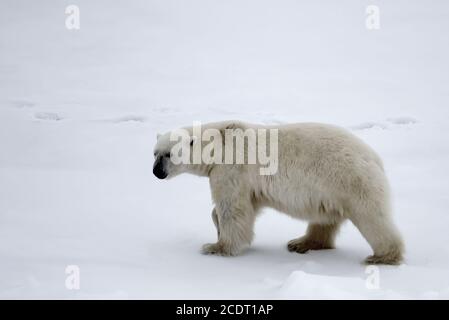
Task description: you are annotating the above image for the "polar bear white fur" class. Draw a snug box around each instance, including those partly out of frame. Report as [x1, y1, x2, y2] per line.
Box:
[153, 121, 404, 265]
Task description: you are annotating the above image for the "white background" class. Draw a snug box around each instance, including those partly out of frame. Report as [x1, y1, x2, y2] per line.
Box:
[1, 0, 449, 299]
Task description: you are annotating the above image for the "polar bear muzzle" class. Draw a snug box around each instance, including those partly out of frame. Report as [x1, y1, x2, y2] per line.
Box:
[153, 157, 168, 179]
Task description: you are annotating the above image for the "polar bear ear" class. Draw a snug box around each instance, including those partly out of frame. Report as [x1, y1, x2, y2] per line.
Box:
[156, 133, 161, 140]
[219, 122, 241, 139]
[225, 122, 238, 130]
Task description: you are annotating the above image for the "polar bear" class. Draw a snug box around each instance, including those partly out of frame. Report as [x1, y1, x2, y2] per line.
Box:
[153, 121, 404, 265]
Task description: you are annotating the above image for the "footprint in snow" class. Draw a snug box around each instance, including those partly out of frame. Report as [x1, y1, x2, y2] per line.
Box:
[350, 122, 388, 131]
[351, 117, 417, 131]
[386, 117, 417, 125]
[33, 112, 63, 121]
[111, 115, 146, 123]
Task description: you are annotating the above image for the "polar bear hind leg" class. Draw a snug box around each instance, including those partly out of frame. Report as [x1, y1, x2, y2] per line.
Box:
[350, 211, 404, 265]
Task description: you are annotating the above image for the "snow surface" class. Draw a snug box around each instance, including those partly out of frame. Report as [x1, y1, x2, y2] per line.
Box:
[1, 0, 449, 299]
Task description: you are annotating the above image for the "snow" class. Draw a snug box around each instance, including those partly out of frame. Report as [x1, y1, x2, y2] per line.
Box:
[1, 0, 449, 299]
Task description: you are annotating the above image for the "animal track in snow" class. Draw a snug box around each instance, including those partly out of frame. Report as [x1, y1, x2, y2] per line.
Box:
[386, 117, 417, 125]
[352, 117, 417, 131]
[111, 115, 146, 123]
[33, 112, 63, 121]
[351, 122, 388, 131]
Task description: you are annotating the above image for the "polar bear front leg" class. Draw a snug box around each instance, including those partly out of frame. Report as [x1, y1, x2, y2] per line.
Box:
[202, 167, 256, 256]
[202, 188, 255, 256]
[211, 207, 220, 238]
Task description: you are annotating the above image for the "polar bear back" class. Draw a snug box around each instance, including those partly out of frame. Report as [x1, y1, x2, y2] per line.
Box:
[245, 122, 389, 223]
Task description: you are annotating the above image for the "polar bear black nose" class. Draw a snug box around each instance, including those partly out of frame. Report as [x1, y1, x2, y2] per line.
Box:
[153, 160, 168, 179]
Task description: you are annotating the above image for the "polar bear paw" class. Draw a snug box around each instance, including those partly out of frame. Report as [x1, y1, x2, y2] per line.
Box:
[364, 253, 403, 265]
[287, 237, 334, 254]
[202, 243, 236, 256]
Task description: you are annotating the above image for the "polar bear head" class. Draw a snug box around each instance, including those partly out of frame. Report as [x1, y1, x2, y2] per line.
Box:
[153, 121, 239, 179]
[152, 129, 196, 179]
